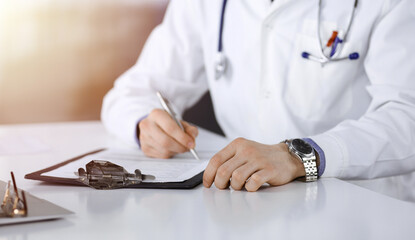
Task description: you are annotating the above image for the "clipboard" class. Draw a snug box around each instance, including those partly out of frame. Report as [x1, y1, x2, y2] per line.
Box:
[25, 149, 204, 189]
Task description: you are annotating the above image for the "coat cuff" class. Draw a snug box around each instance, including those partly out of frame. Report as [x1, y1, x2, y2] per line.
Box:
[306, 133, 348, 178]
[135, 114, 149, 148]
[303, 138, 326, 177]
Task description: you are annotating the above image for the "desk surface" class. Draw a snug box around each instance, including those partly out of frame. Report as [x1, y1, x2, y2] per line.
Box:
[0, 121, 414, 240]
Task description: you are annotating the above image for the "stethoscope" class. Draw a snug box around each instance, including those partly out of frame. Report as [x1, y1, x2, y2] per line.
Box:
[215, 0, 360, 80]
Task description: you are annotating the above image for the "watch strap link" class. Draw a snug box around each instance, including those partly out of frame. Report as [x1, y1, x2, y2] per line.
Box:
[302, 157, 318, 182]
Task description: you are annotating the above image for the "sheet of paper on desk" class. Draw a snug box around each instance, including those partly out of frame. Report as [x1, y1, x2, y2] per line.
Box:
[41, 149, 215, 183]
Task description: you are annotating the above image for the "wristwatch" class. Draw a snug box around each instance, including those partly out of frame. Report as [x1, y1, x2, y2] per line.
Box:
[285, 139, 318, 182]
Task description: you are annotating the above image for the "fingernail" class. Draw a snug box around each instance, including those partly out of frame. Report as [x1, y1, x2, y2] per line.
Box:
[188, 142, 194, 148]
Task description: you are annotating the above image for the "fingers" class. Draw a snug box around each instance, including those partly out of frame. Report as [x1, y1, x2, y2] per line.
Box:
[244, 170, 272, 192]
[214, 156, 248, 189]
[146, 119, 188, 153]
[140, 133, 176, 158]
[141, 142, 173, 159]
[230, 163, 260, 190]
[211, 160, 269, 191]
[182, 121, 198, 139]
[203, 138, 300, 192]
[150, 109, 195, 149]
[139, 108, 200, 158]
[140, 119, 186, 157]
[203, 140, 239, 188]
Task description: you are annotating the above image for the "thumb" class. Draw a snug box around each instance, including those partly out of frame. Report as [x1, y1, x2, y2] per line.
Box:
[182, 121, 199, 139]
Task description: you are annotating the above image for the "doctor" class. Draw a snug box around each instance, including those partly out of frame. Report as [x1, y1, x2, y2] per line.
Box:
[102, 0, 415, 193]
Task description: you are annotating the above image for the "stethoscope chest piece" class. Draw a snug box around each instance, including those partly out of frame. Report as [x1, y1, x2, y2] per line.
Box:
[215, 52, 227, 80]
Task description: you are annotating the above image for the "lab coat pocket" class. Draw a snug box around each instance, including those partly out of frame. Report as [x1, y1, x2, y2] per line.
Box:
[283, 33, 362, 122]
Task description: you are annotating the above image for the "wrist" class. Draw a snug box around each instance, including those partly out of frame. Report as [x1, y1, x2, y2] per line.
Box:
[277, 142, 306, 179]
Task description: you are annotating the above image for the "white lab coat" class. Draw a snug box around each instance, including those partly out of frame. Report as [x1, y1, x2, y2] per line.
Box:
[102, 0, 415, 199]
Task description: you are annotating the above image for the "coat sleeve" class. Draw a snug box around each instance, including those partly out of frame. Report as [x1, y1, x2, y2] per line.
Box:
[101, 0, 208, 146]
[311, 0, 415, 179]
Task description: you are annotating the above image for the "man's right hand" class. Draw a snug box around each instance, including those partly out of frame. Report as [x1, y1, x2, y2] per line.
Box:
[138, 108, 199, 159]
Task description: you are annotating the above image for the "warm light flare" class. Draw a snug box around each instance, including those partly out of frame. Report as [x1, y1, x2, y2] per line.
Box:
[0, 0, 168, 124]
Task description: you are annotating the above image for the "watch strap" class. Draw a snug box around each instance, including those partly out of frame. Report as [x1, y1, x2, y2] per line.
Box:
[301, 156, 318, 182]
[285, 139, 318, 182]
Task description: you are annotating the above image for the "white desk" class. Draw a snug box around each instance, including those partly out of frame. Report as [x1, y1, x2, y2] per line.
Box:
[0, 121, 414, 240]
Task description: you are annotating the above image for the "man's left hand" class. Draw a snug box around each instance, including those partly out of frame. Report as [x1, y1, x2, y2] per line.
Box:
[203, 138, 306, 192]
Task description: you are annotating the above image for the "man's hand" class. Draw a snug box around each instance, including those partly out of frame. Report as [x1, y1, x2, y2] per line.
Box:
[138, 108, 198, 159]
[203, 138, 306, 192]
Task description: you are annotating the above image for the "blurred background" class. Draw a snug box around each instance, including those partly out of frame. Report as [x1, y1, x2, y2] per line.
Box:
[0, 0, 168, 124]
[0, 0, 222, 134]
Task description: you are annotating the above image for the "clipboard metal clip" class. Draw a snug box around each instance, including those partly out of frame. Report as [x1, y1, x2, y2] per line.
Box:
[77, 160, 154, 190]
[1, 172, 28, 218]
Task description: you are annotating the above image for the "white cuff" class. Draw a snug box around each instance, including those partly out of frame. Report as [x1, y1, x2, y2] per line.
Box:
[309, 133, 349, 178]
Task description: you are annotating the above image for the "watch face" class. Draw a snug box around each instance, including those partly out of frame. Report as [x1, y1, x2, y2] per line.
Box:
[292, 139, 313, 154]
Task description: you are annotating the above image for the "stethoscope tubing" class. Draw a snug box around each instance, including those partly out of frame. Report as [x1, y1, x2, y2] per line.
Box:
[215, 0, 360, 78]
[315, 0, 359, 62]
[218, 0, 228, 52]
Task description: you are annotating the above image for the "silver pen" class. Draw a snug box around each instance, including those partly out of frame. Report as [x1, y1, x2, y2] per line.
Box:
[156, 91, 200, 160]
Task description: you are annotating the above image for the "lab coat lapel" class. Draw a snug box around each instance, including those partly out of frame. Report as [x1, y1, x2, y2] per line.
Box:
[265, 0, 294, 20]
[240, 0, 271, 19]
